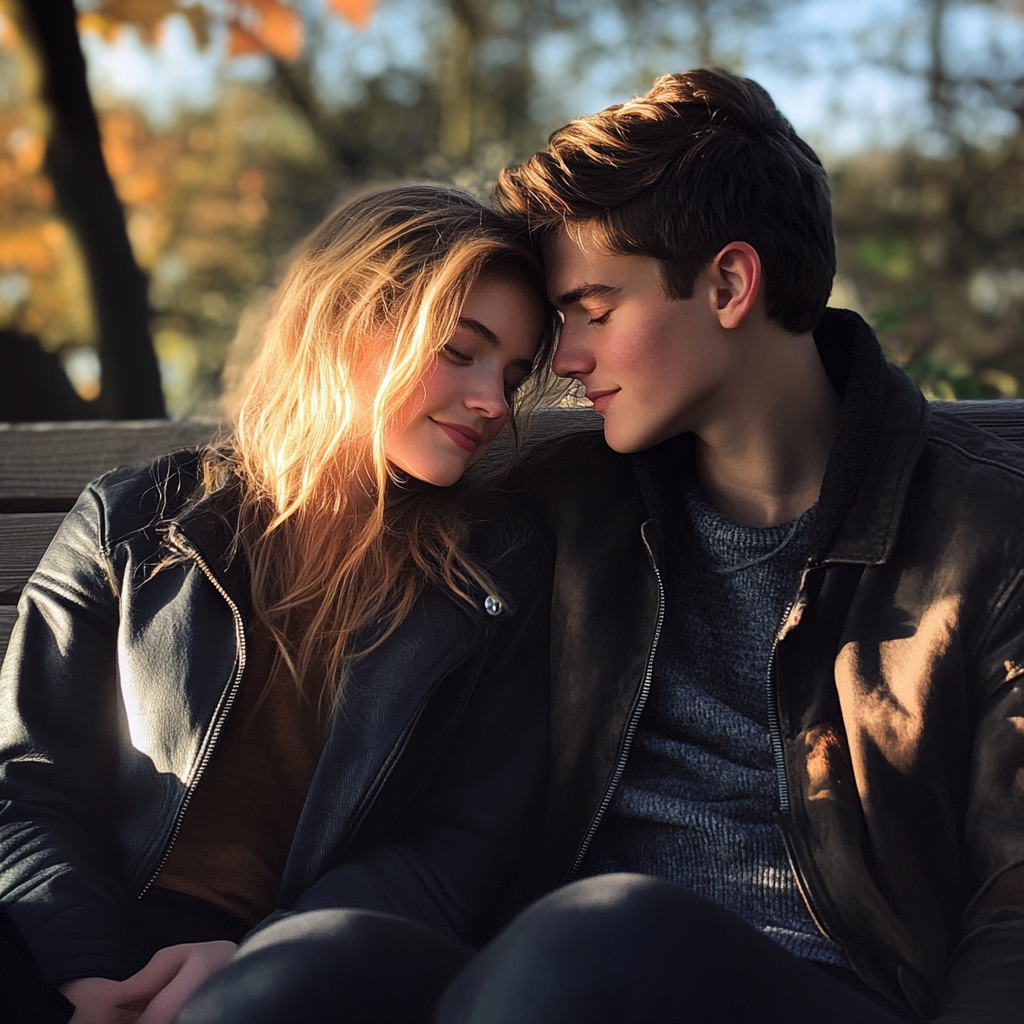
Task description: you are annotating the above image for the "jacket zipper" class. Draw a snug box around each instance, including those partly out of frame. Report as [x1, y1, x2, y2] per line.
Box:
[568, 526, 666, 879]
[136, 531, 248, 897]
[767, 578, 835, 944]
[765, 599, 794, 815]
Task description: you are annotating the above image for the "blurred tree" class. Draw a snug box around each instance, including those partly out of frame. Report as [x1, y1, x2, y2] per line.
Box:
[8, 0, 1017, 414]
[831, 0, 1024, 397]
[0, 327, 94, 419]
[269, 0, 554, 182]
[15, 0, 165, 417]
[1, 0, 368, 419]
[266, 0, 796, 192]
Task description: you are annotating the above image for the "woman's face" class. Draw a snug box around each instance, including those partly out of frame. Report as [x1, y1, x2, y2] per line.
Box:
[386, 272, 544, 486]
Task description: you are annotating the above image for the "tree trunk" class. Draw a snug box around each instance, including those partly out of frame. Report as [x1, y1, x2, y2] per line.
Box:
[17, 0, 166, 419]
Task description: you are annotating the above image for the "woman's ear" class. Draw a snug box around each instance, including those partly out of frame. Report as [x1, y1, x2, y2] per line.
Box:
[710, 242, 762, 330]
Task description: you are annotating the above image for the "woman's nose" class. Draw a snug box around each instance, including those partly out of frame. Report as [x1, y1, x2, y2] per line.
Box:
[466, 370, 509, 419]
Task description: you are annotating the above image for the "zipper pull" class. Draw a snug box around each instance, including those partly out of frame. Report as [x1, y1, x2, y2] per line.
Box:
[777, 591, 808, 644]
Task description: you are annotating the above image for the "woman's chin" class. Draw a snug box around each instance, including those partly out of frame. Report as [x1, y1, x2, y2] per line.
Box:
[417, 467, 465, 488]
[389, 458, 467, 489]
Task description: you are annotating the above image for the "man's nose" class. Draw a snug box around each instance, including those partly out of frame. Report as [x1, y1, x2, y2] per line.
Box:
[551, 326, 595, 380]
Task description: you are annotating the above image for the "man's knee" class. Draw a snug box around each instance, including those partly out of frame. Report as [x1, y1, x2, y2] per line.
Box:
[518, 873, 724, 960]
[437, 875, 722, 1024]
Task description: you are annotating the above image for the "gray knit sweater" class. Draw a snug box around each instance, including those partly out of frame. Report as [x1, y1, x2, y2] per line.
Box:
[580, 487, 847, 967]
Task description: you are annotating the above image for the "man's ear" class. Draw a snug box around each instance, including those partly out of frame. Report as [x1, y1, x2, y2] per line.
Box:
[710, 242, 761, 330]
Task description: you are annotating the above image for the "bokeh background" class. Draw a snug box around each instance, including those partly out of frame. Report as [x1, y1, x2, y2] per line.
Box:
[1, 0, 1022, 419]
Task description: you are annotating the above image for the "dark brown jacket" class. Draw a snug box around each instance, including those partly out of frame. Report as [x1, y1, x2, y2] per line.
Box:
[519, 308, 1024, 1024]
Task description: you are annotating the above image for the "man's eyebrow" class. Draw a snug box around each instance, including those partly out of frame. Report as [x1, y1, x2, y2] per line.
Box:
[555, 283, 620, 307]
[458, 317, 499, 346]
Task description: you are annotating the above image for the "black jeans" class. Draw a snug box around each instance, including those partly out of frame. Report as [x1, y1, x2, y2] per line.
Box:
[180, 874, 911, 1024]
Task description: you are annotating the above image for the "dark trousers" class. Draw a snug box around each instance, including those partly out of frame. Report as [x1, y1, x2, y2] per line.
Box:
[180, 874, 911, 1024]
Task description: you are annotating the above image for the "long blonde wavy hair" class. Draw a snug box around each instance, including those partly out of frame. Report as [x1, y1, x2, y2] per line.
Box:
[206, 185, 556, 704]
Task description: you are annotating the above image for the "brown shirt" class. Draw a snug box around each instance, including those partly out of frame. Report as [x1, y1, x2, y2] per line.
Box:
[152, 620, 329, 926]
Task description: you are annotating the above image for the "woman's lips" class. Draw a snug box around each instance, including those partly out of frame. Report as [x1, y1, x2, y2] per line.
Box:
[434, 419, 482, 453]
[586, 388, 619, 414]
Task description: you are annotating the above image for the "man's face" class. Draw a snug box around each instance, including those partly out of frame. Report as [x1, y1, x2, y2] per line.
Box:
[546, 224, 731, 453]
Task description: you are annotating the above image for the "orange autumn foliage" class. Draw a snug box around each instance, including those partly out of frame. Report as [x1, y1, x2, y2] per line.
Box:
[77, 0, 372, 62]
[228, 0, 303, 62]
[0, 228, 56, 275]
[328, 0, 375, 29]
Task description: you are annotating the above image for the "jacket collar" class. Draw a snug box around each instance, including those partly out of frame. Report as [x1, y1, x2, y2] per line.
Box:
[163, 460, 516, 633]
[811, 309, 929, 566]
[155, 460, 253, 618]
[631, 308, 929, 568]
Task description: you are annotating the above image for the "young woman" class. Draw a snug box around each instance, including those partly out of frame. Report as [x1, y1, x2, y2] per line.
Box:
[0, 185, 558, 1024]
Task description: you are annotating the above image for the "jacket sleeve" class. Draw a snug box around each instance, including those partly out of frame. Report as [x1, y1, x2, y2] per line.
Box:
[934, 574, 1024, 1024]
[0, 486, 147, 984]
[248, 545, 552, 947]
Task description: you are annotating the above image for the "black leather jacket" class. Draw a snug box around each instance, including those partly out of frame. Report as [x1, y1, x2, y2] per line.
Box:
[517, 309, 1024, 1024]
[0, 452, 551, 985]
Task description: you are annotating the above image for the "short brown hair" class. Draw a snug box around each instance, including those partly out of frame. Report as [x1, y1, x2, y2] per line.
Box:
[494, 69, 835, 335]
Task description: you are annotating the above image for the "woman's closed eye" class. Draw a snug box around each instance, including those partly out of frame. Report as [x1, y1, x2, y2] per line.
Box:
[587, 310, 611, 325]
[442, 343, 473, 363]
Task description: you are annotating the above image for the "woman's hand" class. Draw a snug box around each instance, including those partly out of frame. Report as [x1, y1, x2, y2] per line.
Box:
[60, 941, 238, 1024]
[59, 977, 144, 1024]
[124, 941, 238, 1024]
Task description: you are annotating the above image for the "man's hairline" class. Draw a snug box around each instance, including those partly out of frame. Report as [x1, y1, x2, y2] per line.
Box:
[542, 216, 750, 305]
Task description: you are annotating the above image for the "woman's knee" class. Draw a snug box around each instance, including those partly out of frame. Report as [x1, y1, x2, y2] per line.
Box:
[180, 908, 470, 1024]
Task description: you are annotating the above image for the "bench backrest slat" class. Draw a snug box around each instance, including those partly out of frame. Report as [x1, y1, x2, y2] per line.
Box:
[0, 420, 219, 506]
[931, 399, 1024, 444]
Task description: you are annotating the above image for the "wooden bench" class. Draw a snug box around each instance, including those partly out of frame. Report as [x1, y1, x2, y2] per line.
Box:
[1, 420, 219, 661]
[2, 401, 1023, 665]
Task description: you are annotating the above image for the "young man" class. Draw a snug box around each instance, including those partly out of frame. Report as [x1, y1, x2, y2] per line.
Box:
[430, 69, 1024, 1023]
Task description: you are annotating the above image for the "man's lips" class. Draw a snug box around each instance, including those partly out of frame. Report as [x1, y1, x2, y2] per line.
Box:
[434, 419, 483, 453]
[586, 388, 619, 413]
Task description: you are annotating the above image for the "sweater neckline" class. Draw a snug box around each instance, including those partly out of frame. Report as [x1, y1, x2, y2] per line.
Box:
[683, 486, 817, 575]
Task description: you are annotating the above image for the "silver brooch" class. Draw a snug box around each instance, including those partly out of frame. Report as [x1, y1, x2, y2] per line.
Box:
[484, 595, 503, 616]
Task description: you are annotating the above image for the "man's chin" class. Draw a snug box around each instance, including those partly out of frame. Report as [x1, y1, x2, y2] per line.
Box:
[602, 419, 677, 455]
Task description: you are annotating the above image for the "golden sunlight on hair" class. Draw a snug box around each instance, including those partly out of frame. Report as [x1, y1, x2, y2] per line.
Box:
[206, 184, 555, 707]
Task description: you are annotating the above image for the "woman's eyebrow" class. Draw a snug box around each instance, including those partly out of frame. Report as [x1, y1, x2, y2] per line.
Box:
[555, 283, 620, 307]
[458, 317, 500, 346]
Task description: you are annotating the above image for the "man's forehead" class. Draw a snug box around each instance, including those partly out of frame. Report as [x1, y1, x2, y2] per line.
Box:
[546, 225, 612, 287]
[544, 222, 603, 262]
[544, 225, 646, 301]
